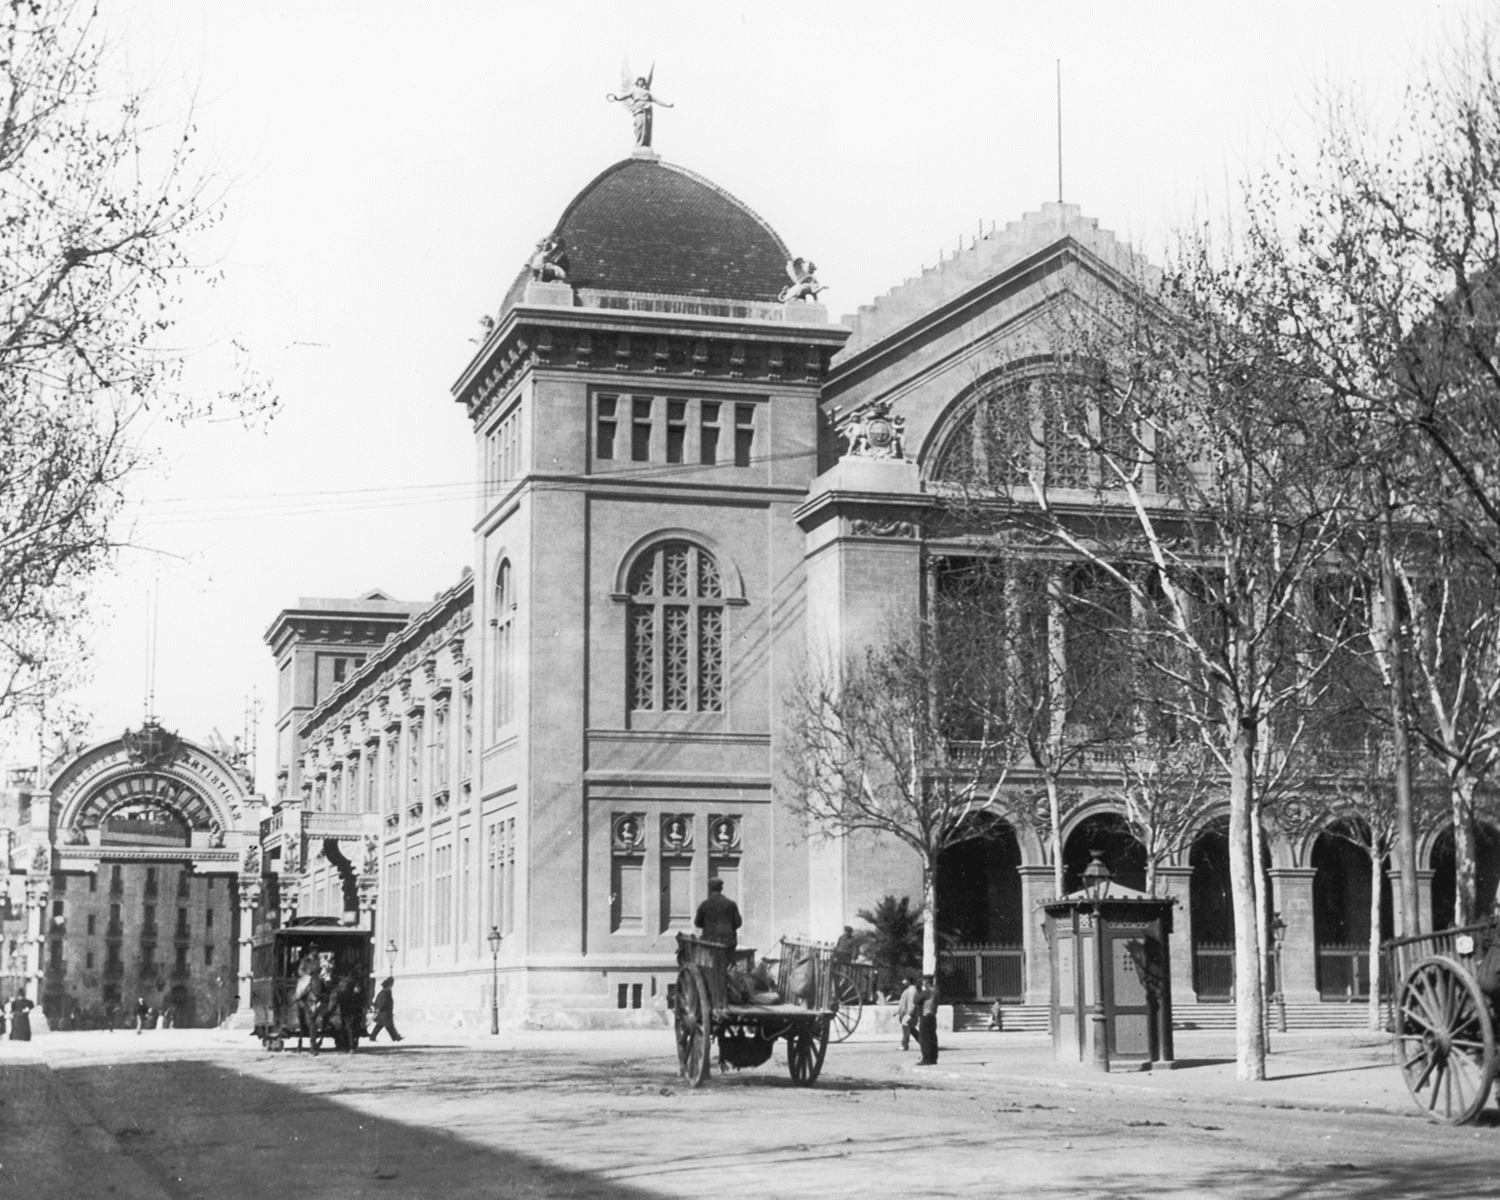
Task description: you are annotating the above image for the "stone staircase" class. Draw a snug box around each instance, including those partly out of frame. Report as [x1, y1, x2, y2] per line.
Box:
[953, 1000, 1389, 1034]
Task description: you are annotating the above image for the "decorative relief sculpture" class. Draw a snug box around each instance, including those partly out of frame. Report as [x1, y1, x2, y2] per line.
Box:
[850, 518, 919, 539]
[122, 721, 181, 769]
[708, 815, 741, 856]
[779, 258, 825, 303]
[611, 812, 646, 855]
[661, 814, 693, 854]
[242, 843, 261, 876]
[362, 835, 379, 878]
[841, 400, 907, 461]
[30, 843, 48, 873]
[527, 236, 570, 283]
[607, 60, 672, 149]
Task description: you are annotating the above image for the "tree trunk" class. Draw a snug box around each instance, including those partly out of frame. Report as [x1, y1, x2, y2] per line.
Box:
[1250, 803, 1270, 1048]
[1380, 510, 1421, 940]
[922, 856, 938, 978]
[1045, 773, 1065, 898]
[1453, 771, 1479, 927]
[1228, 718, 1267, 1080]
[1368, 844, 1383, 1032]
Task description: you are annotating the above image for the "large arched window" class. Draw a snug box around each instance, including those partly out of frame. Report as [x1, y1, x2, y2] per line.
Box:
[627, 541, 724, 713]
[494, 560, 515, 731]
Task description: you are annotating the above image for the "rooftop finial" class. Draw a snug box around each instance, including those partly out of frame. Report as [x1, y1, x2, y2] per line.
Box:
[607, 59, 671, 152]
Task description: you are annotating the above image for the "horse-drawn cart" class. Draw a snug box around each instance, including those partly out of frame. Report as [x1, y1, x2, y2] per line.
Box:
[1385, 919, 1500, 1123]
[250, 917, 374, 1052]
[674, 933, 843, 1086]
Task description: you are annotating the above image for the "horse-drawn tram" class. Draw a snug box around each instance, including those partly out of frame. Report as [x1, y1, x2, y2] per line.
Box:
[250, 917, 374, 1052]
[1386, 919, 1500, 1123]
[674, 933, 848, 1086]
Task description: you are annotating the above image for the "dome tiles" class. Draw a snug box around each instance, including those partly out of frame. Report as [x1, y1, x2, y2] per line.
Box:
[502, 157, 791, 313]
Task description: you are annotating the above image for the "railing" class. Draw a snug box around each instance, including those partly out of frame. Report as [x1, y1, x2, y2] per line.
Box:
[1317, 943, 1389, 1000]
[1193, 943, 1235, 1000]
[303, 812, 368, 837]
[937, 945, 1025, 1002]
[576, 288, 789, 323]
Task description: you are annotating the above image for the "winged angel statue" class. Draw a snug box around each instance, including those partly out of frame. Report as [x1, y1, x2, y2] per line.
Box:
[607, 60, 672, 149]
[779, 258, 825, 303]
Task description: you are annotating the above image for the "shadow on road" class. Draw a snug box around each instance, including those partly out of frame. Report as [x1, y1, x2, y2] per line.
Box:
[55, 1058, 673, 1199]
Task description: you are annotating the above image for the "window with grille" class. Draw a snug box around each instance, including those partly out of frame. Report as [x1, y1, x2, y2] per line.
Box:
[626, 542, 725, 714]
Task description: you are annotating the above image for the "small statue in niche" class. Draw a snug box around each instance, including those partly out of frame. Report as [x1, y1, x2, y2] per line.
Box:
[527, 236, 569, 284]
[607, 61, 672, 149]
[779, 258, 825, 303]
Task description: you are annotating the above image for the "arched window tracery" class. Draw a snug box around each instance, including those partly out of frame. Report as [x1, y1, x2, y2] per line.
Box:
[626, 541, 725, 714]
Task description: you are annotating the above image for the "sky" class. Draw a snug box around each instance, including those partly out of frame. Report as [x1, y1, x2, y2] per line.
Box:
[32, 0, 1487, 788]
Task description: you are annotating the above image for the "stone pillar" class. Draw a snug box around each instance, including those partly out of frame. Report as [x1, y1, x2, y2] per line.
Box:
[1154, 866, 1196, 1004]
[1018, 865, 1057, 1006]
[1416, 869, 1436, 938]
[1269, 867, 1319, 1003]
[237, 878, 260, 1016]
[23, 880, 50, 1032]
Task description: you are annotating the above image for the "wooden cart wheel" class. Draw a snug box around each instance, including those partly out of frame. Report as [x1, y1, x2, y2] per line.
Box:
[1398, 955, 1496, 1124]
[830, 971, 863, 1043]
[675, 965, 712, 1088]
[786, 1020, 829, 1086]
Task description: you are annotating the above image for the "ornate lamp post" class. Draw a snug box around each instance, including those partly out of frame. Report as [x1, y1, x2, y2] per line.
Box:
[487, 926, 503, 1035]
[385, 939, 397, 978]
[1270, 912, 1288, 1034]
[1082, 851, 1112, 1072]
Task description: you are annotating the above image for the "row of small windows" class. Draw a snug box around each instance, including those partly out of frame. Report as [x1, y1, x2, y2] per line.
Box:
[52, 868, 219, 900]
[596, 395, 756, 468]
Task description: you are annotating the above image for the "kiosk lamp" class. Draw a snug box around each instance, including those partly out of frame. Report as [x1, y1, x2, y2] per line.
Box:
[488, 926, 503, 1035]
[1082, 851, 1112, 1071]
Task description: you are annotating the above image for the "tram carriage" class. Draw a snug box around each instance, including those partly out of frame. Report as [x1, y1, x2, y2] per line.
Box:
[1386, 918, 1500, 1123]
[675, 933, 859, 1086]
[250, 917, 375, 1052]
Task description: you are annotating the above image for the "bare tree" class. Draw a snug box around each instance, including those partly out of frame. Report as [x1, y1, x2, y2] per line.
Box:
[934, 254, 1360, 1080]
[1113, 737, 1218, 896]
[0, 1, 274, 728]
[784, 621, 1020, 976]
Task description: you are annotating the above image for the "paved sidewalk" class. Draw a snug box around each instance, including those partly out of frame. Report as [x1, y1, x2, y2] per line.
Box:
[878, 1028, 1416, 1119]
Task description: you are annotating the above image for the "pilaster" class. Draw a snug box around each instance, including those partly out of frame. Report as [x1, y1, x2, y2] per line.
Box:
[1154, 865, 1196, 1003]
[1018, 864, 1057, 1006]
[1269, 867, 1319, 1003]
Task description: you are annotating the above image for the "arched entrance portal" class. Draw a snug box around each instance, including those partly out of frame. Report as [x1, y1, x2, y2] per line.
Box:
[1430, 824, 1500, 931]
[934, 821, 1024, 1003]
[29, 722, 260, 1029]
[1187, 818, 1273, 1001]
[1062, 812, 1146, 895]
[1310, 824, 1393, 1001]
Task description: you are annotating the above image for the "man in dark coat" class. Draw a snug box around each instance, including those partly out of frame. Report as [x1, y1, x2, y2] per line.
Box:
[369, 977, 403, 1042]
[915, 974, 940, 1065]
[694, 878, 742, 952]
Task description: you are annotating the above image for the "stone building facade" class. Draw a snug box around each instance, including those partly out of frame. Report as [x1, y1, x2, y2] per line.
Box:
[1, 726, 262, 1027]
[258, 146, 1495, 1028]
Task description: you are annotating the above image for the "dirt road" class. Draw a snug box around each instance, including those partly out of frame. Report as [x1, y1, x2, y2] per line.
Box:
[10, 1028, 1500, 1198]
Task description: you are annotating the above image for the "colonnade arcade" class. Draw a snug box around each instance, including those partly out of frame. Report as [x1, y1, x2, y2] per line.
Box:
[933, 805, 1498, 1009]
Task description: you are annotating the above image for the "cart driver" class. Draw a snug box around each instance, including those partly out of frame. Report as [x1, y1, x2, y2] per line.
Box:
[694, 877, 742, 952]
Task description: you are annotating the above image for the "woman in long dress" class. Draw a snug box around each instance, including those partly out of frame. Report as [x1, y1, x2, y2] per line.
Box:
[9, 995, 33, 1041]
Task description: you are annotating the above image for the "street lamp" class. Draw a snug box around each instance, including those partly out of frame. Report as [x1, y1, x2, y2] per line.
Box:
[1270, 912, 1288, 1034]
[487, 926, 503, 1035]
[1082, 851, 1112, 1072]
[385, 939, 397, 977]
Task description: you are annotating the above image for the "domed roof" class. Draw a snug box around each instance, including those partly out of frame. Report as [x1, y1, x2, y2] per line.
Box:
[502, 157, 791, 313]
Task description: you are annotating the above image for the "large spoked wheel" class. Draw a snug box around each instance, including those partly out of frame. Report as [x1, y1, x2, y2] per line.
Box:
[786, 1019, 829, 1086]
[1398, 956, 1497, 1124]
[830, 971, 863, 1043]
[675, 965, 712, 1087]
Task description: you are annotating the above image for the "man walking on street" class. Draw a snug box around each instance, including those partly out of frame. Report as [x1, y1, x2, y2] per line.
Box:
[916, 974, 940, 1065]
[897, 976, 918, 1051]
[134, 996, 149, 1035]
[369, 977, 403, 1042]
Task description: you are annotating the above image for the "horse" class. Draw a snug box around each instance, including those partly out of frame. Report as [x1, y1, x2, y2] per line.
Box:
[292, 965, 330, 1054]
